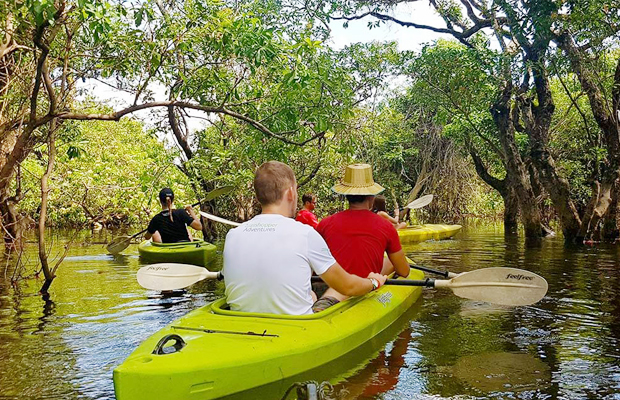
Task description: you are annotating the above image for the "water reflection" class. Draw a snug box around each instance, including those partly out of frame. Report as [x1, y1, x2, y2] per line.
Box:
[2, 227, 620, 399]
[450, 352, 551, 393]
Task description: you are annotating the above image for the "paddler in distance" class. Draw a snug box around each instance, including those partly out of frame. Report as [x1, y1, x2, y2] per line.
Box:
[313, 163, 410, 312]
[295, 193, 319, 229]
[222, 161, 387, 315]
[145, 188, 202, 243]
[373, 195, 407, 230]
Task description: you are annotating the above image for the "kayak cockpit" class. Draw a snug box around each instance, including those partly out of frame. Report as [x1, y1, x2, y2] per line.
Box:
[209, 295, 366, 320]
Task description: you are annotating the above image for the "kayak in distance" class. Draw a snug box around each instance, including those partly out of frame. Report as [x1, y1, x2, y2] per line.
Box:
[137, 239, 217, 267]
[113, 268, 425, 400]
[398, 224, 462, 244]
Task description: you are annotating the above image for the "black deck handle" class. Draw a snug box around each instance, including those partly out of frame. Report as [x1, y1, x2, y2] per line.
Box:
[152, 334, 186, 355]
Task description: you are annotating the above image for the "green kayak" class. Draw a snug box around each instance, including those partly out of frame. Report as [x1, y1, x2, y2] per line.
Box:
[113, 268, 424, 400]
[398, 224, 462, 244]
[137, 240, 217, 267]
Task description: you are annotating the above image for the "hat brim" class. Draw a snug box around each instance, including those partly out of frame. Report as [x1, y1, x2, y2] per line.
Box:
[332, 183, 385, 195]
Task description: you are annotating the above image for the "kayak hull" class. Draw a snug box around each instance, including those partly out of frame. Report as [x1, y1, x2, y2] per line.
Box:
[137, 240, 217, 267]
[113, 269, 424, 400]
[398, 224, 462, 244]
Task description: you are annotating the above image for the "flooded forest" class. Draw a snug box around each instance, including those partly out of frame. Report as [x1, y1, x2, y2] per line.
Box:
[2, 0, 620, 399]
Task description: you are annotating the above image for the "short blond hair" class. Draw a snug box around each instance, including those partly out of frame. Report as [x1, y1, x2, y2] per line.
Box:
[254, 161, 296, 206]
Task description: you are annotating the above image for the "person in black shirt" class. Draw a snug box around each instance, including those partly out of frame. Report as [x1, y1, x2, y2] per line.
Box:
[145, 188, 202, 243]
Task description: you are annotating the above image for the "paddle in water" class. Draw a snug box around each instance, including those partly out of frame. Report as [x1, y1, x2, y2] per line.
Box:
[137, 263, 547, 306]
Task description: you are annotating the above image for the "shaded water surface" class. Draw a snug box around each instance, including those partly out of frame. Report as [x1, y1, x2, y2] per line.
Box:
[1, 227, 620, 399]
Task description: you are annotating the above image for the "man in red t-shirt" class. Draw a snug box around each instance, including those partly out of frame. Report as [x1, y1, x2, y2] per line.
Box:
[295, 193, 318, 229]
[314, 164, 410, 311]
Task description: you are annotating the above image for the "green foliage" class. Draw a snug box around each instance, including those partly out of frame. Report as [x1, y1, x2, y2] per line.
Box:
[18, 113, 190, 227]
[402, 40, 507, 178]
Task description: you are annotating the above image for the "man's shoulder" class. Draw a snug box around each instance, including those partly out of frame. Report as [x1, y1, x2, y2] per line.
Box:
[370, 211, 391, 223]
[354, 211, 396, 231]
[320, 210, 345, 222]
[289, 217, 315, 233]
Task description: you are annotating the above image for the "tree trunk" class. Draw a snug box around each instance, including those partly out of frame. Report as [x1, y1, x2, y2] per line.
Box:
[38, 128, 57, 295]
[491, 86, 545, 239]
[0, 195, 21, 247]
[467, 144, 519, 234]
[601, 181, 619, 241]
[556, 33, 620, 242]
[503, 184, 519, 235]
[0, 127, 23, 246]
[519, 59, 581, 241]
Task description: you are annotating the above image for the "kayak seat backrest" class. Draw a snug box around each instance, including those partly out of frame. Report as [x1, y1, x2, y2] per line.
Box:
[210, 296, 367, 320]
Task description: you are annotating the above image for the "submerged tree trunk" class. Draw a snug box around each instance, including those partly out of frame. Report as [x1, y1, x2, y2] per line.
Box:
[503, 184, 519, 235]
[467, 144, 519, 234]
[556, 33, 620, 242]
[601, 181, 619, 241]
[491, 86, 545, 240]
[519, 55, 581, 242]
[0, 128, 26, 247]
[38, 128, 63, 295]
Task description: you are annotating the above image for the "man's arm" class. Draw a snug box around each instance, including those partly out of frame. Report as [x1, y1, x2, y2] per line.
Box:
[319, 262, 386, 296]
[387, 249, 410, 277]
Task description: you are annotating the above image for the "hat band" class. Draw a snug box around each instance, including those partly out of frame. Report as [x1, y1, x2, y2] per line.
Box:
[339, 182, 380, 188]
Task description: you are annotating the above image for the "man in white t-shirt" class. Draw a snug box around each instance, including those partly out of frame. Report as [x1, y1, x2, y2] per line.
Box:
[223, 161, 387, 315]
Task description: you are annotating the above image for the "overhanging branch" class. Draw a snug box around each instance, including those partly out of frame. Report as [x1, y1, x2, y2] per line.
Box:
[54, 100, 325, 146]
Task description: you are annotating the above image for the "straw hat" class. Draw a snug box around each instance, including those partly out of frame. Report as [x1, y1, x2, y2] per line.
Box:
[332, 163, 385, 195]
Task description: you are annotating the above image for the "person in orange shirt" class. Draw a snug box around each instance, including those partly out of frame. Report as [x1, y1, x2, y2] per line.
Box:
[295, 193, 319, 229]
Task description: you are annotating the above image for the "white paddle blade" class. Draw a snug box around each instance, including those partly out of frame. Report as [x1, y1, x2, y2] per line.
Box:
[199, 211, 241, 227]
[405, 194, 434, 210]
[436, 267, 548, 306]
[137, 263, 217, 291]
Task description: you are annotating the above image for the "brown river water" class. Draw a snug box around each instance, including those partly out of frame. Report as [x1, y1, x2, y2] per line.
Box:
[1, 225, 620, 399]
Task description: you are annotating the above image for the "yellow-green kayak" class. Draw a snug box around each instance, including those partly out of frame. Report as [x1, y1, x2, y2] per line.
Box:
[398, 224, 462, 244]
[137, 239, 217, 267]
[113, 268, 424, 400]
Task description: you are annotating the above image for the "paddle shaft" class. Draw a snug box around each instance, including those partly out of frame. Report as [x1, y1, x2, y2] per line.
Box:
[311, 275, 435, 287]
[200, 266, 445, 284]
[408, 263, 454, 279]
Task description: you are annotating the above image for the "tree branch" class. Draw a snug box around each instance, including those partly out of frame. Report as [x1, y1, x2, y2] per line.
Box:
[332, 10, 498, 47]
[168, 105, 193, 159]
[55, 100, 325, 146]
